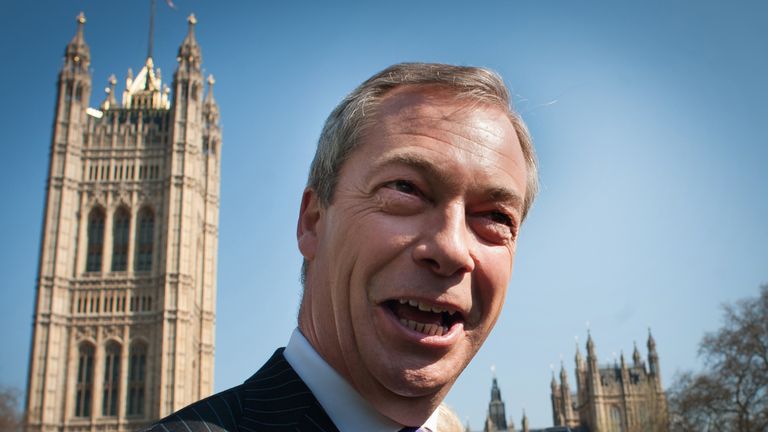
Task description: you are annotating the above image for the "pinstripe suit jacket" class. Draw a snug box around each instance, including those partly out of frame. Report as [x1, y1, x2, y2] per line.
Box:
[143, 348, 340, 432]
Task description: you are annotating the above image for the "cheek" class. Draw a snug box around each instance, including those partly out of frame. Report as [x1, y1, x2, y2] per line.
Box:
[474, 249, 514, 323]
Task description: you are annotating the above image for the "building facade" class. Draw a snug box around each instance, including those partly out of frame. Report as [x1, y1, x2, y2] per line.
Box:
[25, 12, 221, 432]
[550, 333, 668, 432]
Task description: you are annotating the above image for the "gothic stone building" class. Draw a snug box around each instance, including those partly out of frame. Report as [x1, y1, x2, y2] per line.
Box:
[550, 333, 668, 432]
[25, 12, 221, 432]
[484, 376, 531, 432]
[477, 332, 669, 432]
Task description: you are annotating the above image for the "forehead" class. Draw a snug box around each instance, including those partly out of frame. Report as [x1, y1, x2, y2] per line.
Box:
[363, 87, 518, 155]
[353, 86, 528, 205]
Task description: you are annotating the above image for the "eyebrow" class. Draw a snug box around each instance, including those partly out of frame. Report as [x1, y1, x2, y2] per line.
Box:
[371, 152, 525, 212]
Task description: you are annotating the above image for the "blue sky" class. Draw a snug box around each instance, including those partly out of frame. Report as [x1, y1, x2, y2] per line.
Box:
[1, 0, 766, 428]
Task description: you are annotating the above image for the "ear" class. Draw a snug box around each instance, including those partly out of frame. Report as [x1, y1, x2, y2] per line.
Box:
[297, 188, 322, 260]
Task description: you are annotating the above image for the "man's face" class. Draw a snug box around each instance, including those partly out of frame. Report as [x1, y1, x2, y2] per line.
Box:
[297, 87, 528, 423]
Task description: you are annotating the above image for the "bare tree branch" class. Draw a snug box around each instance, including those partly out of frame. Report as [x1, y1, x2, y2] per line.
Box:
[668, 285, 768, 432]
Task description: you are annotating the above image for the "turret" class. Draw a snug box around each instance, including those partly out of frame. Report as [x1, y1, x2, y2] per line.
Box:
[586, 331, 597, 364]
[484, 377, 508, 431]
[586, 331, 600, 389]
[171, 14, 204, 155]
[100, 75, 117, 110]
[56, 12, 92, 129]
[550, 371, 558, 394]
[647, 329, 662, 388]
[521, 410, 529, 432]
[559, 362, 577, 426]
[63, 12, 90, 75]
[632, 341, 642, 367]
[575, 342, 585, 372]
[176, 14, 202, 73]
[204, 74, 218, 117]
[647, 329, 658, 374]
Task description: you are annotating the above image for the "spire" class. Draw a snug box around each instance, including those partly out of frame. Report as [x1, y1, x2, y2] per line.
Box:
[620, 351, 627, 370]
[633, 341, 642, 366]
[559, 361, 569, 385]
[648, 328, 660, 376]
[64, 12, 90, 72]
[101, 75, 118, 110]
[575, 341, 585, 371]
[521, 410, 529, 432]
[177, 13, 202, 69]
[204, 74, 220, 124]
[491, 377, 502, 401]
[484, 376, 507, 432]
[550, 371, 558, 391]
[205, 74, 217, 105]
[586, 330, 596, 359]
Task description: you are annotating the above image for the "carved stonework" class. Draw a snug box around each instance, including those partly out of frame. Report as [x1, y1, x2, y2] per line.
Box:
[88, 187, 107, 209]
[102, 325, 122, 343]
[27, 13, 221, 432]
[75, 326, 96, 343]
[115, 186, 131, 209]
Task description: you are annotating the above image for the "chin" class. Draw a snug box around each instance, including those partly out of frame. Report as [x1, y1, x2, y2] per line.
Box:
[376, 350, 468, 399]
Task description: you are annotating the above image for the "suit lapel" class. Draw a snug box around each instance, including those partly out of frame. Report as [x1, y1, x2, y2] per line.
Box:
[239, 349, 339, 432]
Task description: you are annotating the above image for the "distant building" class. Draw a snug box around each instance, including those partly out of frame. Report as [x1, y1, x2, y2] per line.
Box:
[550, 332, 669, 432]
[484, 376, 513, 432]
[481, 376, 566, 432]
[476, 331, 669, 432]
[25, 11, 221, 432]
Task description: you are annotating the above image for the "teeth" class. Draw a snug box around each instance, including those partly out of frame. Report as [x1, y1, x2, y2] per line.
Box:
[398, 318, 448, 336]
[398, 299, 455, 316]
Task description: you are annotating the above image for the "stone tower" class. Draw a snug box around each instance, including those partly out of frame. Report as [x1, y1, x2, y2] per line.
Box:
[551, 332, 669, 432]
[24, 12, 221, 432]
[484, 377, 509, 432]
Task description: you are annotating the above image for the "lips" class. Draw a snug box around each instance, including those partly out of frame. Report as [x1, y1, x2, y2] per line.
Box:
[386, 299, 462, 337]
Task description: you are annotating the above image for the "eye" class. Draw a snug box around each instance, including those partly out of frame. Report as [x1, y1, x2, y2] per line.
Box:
[377, 179, 429, 216]
[487, 211, 513, 227]
[387, 180, 419, 196]
[471, 210, 518, 245]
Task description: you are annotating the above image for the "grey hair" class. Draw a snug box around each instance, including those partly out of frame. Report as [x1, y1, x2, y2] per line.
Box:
[301, 63, 539, 285]
[308, 62, 538, 218]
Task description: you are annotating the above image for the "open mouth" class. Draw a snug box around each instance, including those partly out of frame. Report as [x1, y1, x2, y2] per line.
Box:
[385, 299, 463, 337]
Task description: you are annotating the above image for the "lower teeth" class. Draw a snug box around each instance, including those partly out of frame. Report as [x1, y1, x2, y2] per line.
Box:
[399, 318, 447, 336]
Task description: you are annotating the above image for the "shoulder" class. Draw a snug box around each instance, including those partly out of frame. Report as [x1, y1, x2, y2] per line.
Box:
[142, 349, 337, 432]
[140, 384, 245, 432]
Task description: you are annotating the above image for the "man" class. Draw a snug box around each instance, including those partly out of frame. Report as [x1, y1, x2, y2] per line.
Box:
[147, 62, 538, 431]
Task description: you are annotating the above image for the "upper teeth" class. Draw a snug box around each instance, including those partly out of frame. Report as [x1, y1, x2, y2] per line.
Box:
[399, 298, 456, 315]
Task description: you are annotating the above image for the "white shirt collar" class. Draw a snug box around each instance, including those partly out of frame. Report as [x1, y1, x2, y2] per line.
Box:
[284, 328, 439, 432]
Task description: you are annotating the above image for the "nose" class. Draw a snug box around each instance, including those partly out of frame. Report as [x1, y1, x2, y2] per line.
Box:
[412, 206, 475, 277]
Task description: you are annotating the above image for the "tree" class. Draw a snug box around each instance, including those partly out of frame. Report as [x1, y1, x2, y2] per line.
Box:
[0, 385, 21, 432]
[668, 285, 768, 432]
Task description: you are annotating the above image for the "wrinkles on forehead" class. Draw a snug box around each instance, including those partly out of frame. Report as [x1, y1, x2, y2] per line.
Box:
[379, 87, 516, 155]
[366, 151, 525, 215]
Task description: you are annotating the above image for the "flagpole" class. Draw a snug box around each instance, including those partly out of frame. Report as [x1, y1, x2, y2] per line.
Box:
[148, 0, 156, 59]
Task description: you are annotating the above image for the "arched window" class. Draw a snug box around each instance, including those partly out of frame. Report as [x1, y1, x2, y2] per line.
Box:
[111, 208, 130, 271]
[135, 208, 154, 272]
[75, 343, 95, 417]
[86, 208, 105, 272]
[127, 341, 147, 416]
[102, 342, 121, 416]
